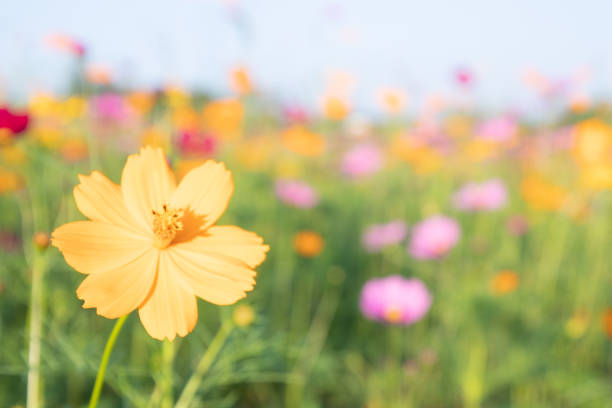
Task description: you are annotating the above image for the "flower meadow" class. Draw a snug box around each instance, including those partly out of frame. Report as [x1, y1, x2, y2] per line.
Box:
[1, 64, 612, 408]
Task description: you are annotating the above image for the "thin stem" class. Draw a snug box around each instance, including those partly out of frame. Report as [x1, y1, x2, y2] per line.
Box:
[88, 315, 128, 408]
[175, 320, 233, 408]
[160, 340, 175, 408]
[26, 252, 47, 408]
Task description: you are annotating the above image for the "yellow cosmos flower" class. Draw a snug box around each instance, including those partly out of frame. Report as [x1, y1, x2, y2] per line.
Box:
[230, 66, 253, 95]
[323, 95, 350, 121]
[52, 147, 269, 341]
[572, 119, 612, 167]
[202, 99, 244, 141]
[281, 125, 325, 157]
[520, 175, 567, 211]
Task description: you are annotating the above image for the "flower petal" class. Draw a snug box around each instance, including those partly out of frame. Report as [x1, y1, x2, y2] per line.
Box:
[167, 229, 268, 306]
[170, 161, 233, 232]
[76, 248, 159, 318]
[189, 226, 269, 267]
[121, 146, 176, 231]
[52, 221, 151, 274]
[138, 251, 198, 341]
[73, 171, 146, 234]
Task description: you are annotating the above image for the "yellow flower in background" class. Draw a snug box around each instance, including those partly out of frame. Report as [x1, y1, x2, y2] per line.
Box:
[235, 136, 273, 170]
[141, 127, 169, 150]
[1, 145, 26, 165]
[233, 304, 255, 327]
[172, 106, 200, 131]
[323, 95, 350, 121]
[520, 175, 567, 211]
[572, 119, 612, 167]
[60, 138, 89, 163]
[52, 147, 269, 341]
[391, 136, 442, 175]
[565, 310, 589, 339]
[294, 230, 324, 258]
[462, 140, 498, 162]
[126, 91, 155, 117]
[275, 158, 302, 179]
[0, 169, 21, 194]
[230, 66, 253, 95]
[32, 125, 63, 149]
[490, 270, 519, 295]
[444, 114, 473, 139]
[281, 125, 325, 157]
[165, 85, 191, 109]
[579, 163, 612, 191]
[202, 98, 244, 140]
[378, 88, 407, 115]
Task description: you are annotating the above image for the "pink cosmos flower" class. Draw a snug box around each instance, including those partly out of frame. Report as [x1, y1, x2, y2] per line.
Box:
[341, 143, 383, 179]
[177, 129, 217, 156]
[476, 116, 517, 142]
[362, 221, 407, 252]
[452, 179, 508, 211]
[360, 275, 432, 325]
[275, 180, 319, 209]
[409, 215, 460, 260]
[90, 93, 131, 122]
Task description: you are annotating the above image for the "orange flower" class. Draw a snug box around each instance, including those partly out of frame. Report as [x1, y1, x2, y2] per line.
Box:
[233, 304, 255, 327]
[378, 88, 407, 115]
[85, 65, 112, 85]
[603, 308, 612, 340]
[52, 147, 269, 340]
[572, 119, 612, 167]
[202, 99, 244, 140]
[0, 169, 21, 194]
[230, 66, 253, 95]
[281, 125, 325, 157]
[520, 175, 567, 211]
[294, 231, 324, 257]
[60, 138, 89, 163]
[490, 270, 519, 295]
[323, 95, 350, 121]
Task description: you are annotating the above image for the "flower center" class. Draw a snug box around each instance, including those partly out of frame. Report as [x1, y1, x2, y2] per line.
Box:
[384, 305, 403, 323]
[152, 204, 184, 249]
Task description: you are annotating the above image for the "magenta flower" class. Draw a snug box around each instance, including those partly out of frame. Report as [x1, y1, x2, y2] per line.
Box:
[452, 179, 508, 211]
[177, 129, 217, 156]
[90, 93, 131, 122]
[341, 143, 383, 179]
[409, 215, 460, 260]
[275, 179, 319, 209]
[360, 275, 432, 325]
[476, 116, 517, 142]
[362, 220, 407, 252]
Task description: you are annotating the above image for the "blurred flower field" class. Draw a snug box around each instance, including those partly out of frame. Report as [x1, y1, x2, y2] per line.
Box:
[1, 64, 612, 408]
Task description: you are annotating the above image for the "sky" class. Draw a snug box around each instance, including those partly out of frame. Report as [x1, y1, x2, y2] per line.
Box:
[1, 0, 612, 113]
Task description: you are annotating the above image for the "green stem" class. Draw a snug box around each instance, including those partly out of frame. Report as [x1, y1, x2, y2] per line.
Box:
[26, 252, 48, 408]
[161, 340, 175, 408]
[88, 315, 128, 408]
[175, 320, 233, 408]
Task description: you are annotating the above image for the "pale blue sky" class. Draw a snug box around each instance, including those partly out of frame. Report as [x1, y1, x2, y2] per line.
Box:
[1, 0, 611, 113]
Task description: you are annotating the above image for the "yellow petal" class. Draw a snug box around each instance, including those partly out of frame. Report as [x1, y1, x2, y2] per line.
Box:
[73, 171, 146, 234]
[167, 228, 268, 305]
[52, 221, 151, 274]
[170, 161, 233, 233]
[189, 226, 269, 267]
[76, 248, 159, 318]
[121, 146, 176, 231]
[138, 251, 198, 341]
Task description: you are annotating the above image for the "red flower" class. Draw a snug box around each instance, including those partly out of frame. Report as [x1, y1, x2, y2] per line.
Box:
[0, 107, 29, 135]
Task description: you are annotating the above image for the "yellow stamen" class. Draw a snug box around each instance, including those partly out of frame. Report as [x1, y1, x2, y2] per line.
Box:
[384, 306, 403, 323]
[152, 204, 184, 249]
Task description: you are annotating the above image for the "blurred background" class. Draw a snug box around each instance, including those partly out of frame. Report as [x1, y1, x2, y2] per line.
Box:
[1, 1, 612, 407]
